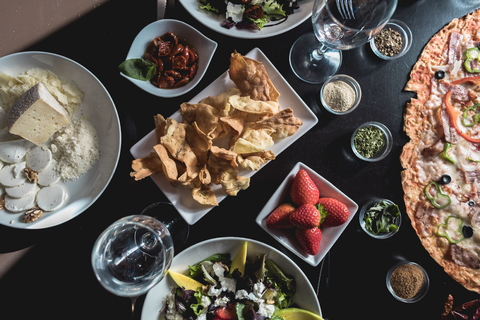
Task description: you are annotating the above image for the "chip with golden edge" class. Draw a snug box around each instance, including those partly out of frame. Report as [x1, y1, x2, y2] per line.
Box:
[192, 186, 218, 206]
[228, 95, 280, 114]
[200, 87, 241, 117]
[181, 102, 227, 140]
[130, 152, 163, 181]
[221, 171, 250, 196]
[228, 51, 280, 102]
[237, 150, 276, 170]
[154, 114, 167, 143]
[253, 108, 303, 140]
[161, 118, 199, 180]
[199, 165, 212, 185]
[185, 123, 213, 166]
[210, 146, 238, 168]
[153, 144, 178, 182]
[231, 127, 275, 154]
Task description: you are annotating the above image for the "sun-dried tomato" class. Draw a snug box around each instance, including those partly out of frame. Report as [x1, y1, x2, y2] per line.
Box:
[147, 31, 199, 89]
[245, 5, 264, 20]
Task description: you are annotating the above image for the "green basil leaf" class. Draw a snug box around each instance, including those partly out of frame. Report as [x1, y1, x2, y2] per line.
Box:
[118, 58, 156, 81]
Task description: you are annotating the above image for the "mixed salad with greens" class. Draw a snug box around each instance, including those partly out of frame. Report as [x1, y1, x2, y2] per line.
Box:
[198, 0, 300, 31]
[165, 252, 296, 320]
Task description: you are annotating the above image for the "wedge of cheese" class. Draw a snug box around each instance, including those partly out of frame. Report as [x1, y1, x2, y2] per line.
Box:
[7, 83, 71, 145]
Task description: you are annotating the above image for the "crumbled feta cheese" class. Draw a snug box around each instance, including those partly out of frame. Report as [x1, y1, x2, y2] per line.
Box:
[165, 293, 183, 320]
[253, 282, 266, 299]
[220, 277, 236, 292]
[201, 296, 211, 308]
[257, 302, 276, 317]
[226, 2, 244, 22]
[213, 263, 226, 279]
[235, 289, 249, 300]
[208, 286, 222, 297]
[214, 296, 230, 307]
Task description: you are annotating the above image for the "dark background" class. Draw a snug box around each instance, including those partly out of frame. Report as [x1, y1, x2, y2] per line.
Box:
[1, 0, 480, 319]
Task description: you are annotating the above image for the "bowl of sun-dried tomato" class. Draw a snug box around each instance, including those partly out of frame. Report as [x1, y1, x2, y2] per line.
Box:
[120, 19, 217, 98]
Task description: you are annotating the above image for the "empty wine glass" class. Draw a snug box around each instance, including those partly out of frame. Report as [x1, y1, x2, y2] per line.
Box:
[91, 214, 174, 319]
[290, 0, 398, 84]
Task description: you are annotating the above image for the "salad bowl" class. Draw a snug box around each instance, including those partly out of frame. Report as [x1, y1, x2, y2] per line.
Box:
[141, 237, 322, 319]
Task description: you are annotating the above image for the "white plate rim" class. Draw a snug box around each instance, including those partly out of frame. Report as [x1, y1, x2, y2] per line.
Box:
[178, 0, 315, 39]
[130, 47, 318, 225]
[140, 236, 322, 320]
[255, 162, 359, 266]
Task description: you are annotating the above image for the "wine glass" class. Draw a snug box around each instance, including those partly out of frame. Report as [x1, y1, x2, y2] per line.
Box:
[91, 214, 174, 319]
[289, 0, 398, 84]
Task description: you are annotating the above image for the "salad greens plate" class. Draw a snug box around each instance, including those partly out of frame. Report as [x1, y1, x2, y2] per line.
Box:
[140, 237, 322, 319]
[178, 0, 315, 39]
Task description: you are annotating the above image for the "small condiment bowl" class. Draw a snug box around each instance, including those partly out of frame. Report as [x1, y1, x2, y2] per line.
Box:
[386, 261, 430, 303]
[320, 74, 362, 115]
[351, 121, 393, 162]
[359, 198, 401, 239]
[370, 19, 413, 60]
[122, 19, 217, 98]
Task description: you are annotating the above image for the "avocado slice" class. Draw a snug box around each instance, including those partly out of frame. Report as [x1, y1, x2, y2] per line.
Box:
[230, 241, 248, 276]
[168, 270, 203, 291]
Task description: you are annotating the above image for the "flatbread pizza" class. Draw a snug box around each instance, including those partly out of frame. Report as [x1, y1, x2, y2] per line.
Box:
[401, 8, 480, 293]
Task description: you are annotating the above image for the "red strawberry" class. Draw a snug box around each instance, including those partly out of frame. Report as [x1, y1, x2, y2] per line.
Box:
[290, 169, 319, 206]
[317, 197, 349, 227]
[295, 227, 322, 255]
[266, 203, 296, 229]
[290, 203, 321, 229]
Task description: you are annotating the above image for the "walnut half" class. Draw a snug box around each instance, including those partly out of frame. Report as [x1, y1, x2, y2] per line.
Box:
[23, 207, 43, 223]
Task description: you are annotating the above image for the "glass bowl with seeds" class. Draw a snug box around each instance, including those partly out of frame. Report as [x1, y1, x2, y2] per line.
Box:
[351, 121, 393, 162]
[370, 19, 412, 60]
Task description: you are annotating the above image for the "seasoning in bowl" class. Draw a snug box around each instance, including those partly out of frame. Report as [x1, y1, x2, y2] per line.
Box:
[323, 80, 355, 112]
[389, 263, 424, 299]
[353, 125, 385, 158]
[320, 74, 361, 115]
[361, 200, 400, 238]
[374, 28, 403, 57]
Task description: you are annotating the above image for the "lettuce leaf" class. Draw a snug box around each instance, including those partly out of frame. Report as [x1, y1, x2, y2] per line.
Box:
[263, 0, 285, 16]
[199, 1, 219, 13]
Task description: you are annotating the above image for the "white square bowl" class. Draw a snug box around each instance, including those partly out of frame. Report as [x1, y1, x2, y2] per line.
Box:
[256, 162, 358, 266]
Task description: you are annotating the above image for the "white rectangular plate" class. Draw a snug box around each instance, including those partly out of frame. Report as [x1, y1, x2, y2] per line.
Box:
[130, 48, 318, 225]
[256, 162, 358, 266]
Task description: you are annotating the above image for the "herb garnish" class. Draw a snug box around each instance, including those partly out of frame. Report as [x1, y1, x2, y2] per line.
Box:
[354, 126, 385, 158]
[363, 200, 399, 235]
[118, 58, 156, 81]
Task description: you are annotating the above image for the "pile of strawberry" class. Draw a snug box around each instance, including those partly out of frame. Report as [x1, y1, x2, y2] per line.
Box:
[266, 169, 349, 255]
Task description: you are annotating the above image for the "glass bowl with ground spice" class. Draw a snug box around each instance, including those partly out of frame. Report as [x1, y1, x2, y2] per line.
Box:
[386, 261, 430, 303]
[351, 121, 393, 162]
[320, 74, 361, 115]
[370, 19, 412, 60]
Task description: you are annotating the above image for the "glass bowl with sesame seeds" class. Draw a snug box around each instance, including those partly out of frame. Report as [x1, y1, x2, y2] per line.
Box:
[370, 19, 412, 60]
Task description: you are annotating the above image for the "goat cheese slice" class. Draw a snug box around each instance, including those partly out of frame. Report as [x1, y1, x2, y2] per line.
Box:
[0, 139, 34, 163]
[4, 189, 38, 212]
[5, 180, 37, 198]
[37, 159, 60, 186]
[0, 162, 27, 187]
[7, 82, 71, 146]
[26, 145, 52, 172]
[36, 184, 66, 211]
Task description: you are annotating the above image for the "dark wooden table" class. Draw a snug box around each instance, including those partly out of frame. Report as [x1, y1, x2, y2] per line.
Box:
[1, 0, 479, 319]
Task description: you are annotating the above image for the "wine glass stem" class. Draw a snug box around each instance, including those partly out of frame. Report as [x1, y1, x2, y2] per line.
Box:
[312, 43, 328, 61]
[131, 296, 138, 320]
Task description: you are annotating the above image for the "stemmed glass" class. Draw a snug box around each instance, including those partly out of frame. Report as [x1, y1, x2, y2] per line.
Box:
[91, 203, 189, 319]
[289, 0, 398, 84]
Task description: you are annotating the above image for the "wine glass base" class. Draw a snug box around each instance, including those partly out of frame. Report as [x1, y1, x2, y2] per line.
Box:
[141, 202, 190, 253]
[289, 32, 342, 85]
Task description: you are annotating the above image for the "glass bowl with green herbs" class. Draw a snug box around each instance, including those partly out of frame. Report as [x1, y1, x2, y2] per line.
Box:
[351, 121, 393, 162]
[359, 199, 401, 239]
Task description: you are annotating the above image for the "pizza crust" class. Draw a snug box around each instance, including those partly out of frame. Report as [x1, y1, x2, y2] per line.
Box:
[402, 9, 480, 293]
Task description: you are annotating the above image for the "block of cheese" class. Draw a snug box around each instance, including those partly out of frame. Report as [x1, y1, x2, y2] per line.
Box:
[7, 83, 71, 145]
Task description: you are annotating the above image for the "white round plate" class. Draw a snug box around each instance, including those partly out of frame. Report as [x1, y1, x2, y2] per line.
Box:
[178, 0, 315, 39]
[0, 51, 121, 229]
[141, 237, 322, 319]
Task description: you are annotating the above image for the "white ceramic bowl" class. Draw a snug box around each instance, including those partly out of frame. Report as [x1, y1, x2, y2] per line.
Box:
[0, 51, 121, 229]
[255, 162, 358, 266]
[122, 19, 217, 98]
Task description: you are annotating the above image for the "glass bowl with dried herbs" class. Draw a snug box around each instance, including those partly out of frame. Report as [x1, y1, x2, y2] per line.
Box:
[359, 198, 401, 239]
[386, 261, 429, 303]
[370, 19, 412, 60]
[351, 121, 393, 161]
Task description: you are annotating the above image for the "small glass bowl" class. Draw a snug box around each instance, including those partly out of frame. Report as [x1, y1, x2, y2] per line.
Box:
[386, 261, 430, 303]
[370, 19, 413, 60]
[359, 198, 401, 239]
[351, 121, 393, 161]
[320, 74, 362, 115]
